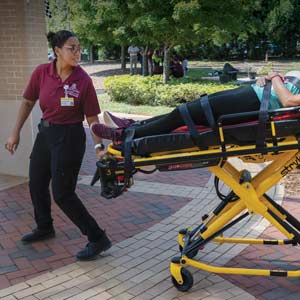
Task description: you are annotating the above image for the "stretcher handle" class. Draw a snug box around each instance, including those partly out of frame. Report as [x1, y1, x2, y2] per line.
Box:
[217, 106, 300, 125]
[285, 76, 300, 89]
[269, 106, 300, 115]
[256, 81, 272, 149]
[217, 110, 260, 125]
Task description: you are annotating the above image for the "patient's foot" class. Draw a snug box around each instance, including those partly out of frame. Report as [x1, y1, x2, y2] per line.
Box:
[91, 123, 123, 144]
[103, 111, 135, 128]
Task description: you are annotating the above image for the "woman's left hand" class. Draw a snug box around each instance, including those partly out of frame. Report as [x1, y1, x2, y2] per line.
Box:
[265, 72, 280, 81]
[256, 72, 282, 87]
[256, 77, 267, 87]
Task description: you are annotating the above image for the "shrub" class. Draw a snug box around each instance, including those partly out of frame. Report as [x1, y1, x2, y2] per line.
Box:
[256, 62, 274, 75]
[104, 74, 237, 107]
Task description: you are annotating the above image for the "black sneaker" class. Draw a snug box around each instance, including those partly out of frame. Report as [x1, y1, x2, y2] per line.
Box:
[21, 228, 55, 243]
[76, 234, 112, 261]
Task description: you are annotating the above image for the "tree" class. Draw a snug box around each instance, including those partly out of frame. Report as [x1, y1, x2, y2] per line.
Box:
[96, 1, 133, 70]
[68, 0, 103, 62]
[265, 0, 300, 57]
[49, 1, 291, 77]
[47, 0, 96, 59]
[128, 0, 259, 82]
[68, 0, 135, 68]
[47, 0, 71, 33]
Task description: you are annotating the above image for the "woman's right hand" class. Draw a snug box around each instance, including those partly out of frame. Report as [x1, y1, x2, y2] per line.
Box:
[5, 133, 20, 155]
[96, 148, 107, 160]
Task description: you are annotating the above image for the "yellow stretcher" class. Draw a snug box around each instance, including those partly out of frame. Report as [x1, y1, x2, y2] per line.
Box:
[91, 106, 300, 292]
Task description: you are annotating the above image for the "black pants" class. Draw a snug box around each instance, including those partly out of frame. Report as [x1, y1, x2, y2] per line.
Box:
[131, 86, 261, 138]
[29, 122, 104, 242]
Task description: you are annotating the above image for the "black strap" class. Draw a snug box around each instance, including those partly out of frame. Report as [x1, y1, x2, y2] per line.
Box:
[122, 128, 135, 181]
[285, 76, 300, 89]
[200, 94, 217, 131]
[256, 81, 272, 150]
[178, 103, 199, 144]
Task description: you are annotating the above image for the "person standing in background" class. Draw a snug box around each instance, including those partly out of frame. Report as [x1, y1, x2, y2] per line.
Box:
[152, 49, 163, 75]
[182, 57, 188, 76]
[128, 45, 140, 75]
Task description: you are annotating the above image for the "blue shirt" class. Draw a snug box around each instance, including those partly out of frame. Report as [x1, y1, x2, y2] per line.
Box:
[251, 81, 300, 109]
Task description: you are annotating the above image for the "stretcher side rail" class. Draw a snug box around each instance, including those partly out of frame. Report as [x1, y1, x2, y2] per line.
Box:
[106, 141, 300, 170]
[127, 120, 300, 158]
[217, 105, 300, 124]
[93, 138, 300, 200]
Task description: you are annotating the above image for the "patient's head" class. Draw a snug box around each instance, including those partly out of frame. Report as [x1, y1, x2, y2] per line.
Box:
[285, 70, 300, 79]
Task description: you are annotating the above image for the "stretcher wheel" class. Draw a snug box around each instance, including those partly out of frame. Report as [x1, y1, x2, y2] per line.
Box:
[179, 245, 199, 259]
[171, 268, 193, 292]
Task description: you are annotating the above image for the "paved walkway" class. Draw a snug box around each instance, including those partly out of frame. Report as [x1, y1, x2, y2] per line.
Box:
[80, 62, 129, 90]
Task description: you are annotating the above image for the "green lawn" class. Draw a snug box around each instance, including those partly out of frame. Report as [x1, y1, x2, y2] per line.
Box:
[98, 93, 173, 116]
[189, 59, 300, 73]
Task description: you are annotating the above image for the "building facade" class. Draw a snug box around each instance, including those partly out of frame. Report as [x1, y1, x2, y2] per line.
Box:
[0, 0, 47, 176]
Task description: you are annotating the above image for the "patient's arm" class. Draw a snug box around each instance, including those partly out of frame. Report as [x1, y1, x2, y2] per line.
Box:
[272, 76, 300, 107]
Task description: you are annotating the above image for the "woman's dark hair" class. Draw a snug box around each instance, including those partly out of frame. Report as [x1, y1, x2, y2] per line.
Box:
[47, 30, 75, 57]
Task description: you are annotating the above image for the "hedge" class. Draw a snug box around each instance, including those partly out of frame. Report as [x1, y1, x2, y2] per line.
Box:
[104, 74, 237, 107]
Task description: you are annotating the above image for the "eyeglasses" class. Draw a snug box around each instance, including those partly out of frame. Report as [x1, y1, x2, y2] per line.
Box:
[63, 45, 82, 54]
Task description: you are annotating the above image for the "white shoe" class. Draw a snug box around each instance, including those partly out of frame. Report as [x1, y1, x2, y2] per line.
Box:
[103, 111, 119, 128]
[103, 111, 135, 128]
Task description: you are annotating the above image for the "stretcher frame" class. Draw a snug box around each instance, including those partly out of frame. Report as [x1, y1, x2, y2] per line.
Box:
[94, 107, 300, 292]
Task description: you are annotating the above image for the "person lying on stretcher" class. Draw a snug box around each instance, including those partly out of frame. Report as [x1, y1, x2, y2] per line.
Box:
[91, 71, 300, 152]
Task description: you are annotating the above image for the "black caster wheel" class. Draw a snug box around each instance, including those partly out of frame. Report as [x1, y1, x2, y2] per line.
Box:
[179, 245, 199, 259]
[171, 268, 194, 292]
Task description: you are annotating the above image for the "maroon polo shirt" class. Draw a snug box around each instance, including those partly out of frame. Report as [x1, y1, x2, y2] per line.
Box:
[23, 60, 100, 124]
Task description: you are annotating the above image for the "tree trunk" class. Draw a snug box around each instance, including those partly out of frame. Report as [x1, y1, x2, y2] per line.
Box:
[247, 39, 256, 59]
[163, 45, 170, 84]
[265, 50, 268, 62]
[89, 45, 94, 63]
[142, 45, 148, 76]
[286, 34, 297, 57]
[121, 44, 126, 70]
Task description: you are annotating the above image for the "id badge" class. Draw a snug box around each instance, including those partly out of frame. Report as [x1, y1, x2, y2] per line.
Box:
[60, 97, 74, 106]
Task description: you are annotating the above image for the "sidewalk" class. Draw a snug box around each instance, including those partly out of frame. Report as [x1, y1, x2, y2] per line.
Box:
[1, 122, 300, 299]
